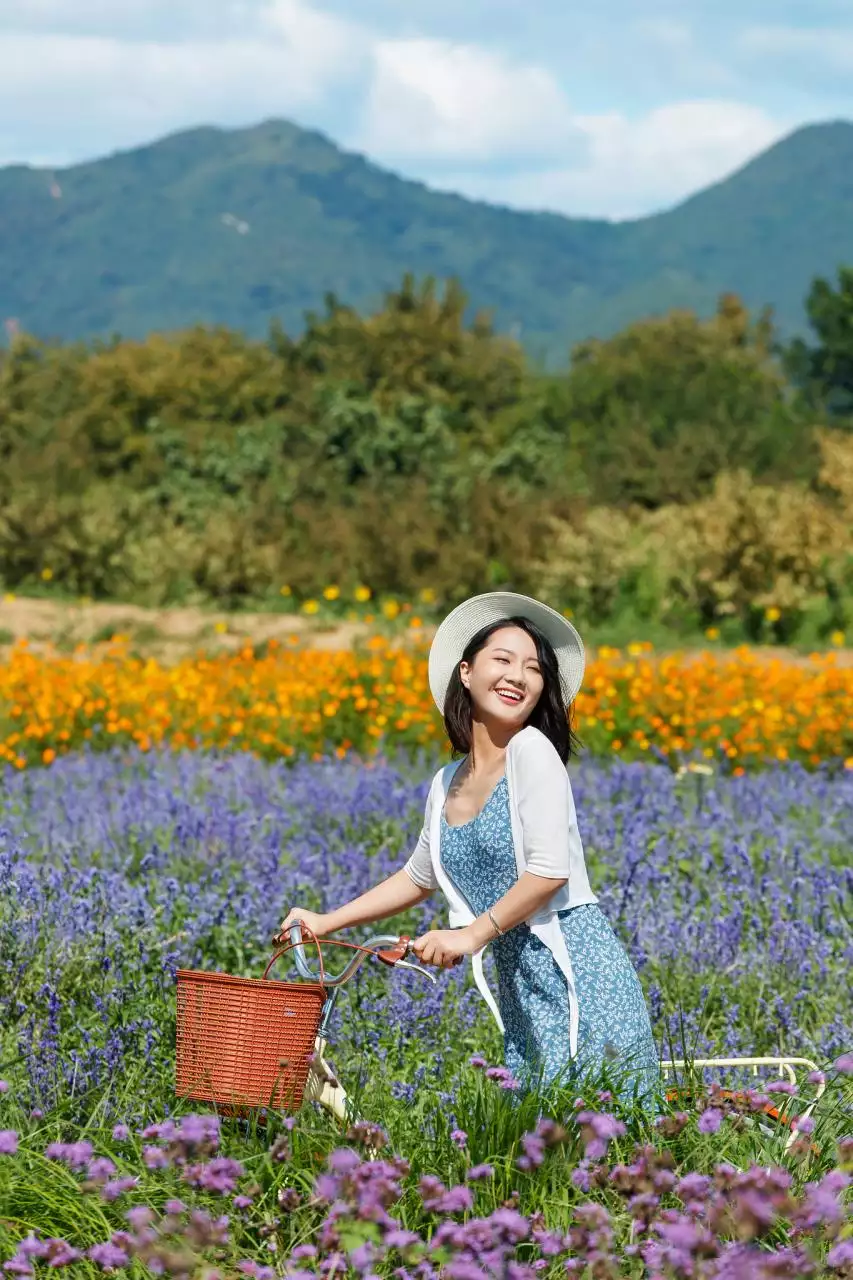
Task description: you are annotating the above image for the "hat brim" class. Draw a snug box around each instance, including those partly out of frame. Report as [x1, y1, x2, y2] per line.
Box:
[428, 591, 585, 714]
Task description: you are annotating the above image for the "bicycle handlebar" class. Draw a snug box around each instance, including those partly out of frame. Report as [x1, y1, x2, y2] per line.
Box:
[287, 923, 437, 987]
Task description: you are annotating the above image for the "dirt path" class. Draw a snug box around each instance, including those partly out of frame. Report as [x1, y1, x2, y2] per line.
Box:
[0, 596, 399, 663]
[0, 595, 850, 665]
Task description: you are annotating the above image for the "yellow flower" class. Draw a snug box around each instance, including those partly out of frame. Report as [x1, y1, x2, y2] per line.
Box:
[214, 621, 227, 634]
[354, 585, 372, 603]
[382, 600, 400, 620]
[323, 585, 340, 601]
[831, 629, 845, 647]
[562, 608, 574, 619]
[705, 627, 720, 640]
[2, 592, 15, 603]
[41, 568, 54, 582]
[418, 588, 436, 605]
[764, 606, 781, 623]
[302, 599, 320, 615]
[279, 585, 292, 597]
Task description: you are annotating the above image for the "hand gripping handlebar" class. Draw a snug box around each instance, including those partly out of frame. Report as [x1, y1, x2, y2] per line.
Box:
[273, 921, 437, 987]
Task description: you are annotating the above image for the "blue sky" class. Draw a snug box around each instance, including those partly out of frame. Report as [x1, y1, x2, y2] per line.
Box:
[0, 0, 850, 219]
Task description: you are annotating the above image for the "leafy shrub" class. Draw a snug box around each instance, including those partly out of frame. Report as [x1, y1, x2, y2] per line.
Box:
[535, 432, 850, 638]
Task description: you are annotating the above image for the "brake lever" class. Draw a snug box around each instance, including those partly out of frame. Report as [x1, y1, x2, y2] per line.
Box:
[394, 957, 438, 984]
[373, 936, 438, 985]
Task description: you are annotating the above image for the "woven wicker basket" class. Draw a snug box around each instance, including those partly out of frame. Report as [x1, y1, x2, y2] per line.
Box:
[175, 947, 327, 1113]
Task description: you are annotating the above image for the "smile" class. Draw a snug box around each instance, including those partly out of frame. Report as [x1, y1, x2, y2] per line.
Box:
[494, 687, 524, 705]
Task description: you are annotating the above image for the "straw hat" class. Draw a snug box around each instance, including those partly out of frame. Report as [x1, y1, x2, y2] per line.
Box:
[428, 591, 585, 714]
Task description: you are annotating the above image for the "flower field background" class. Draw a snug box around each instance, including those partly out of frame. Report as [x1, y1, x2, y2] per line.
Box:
[1, 636, 852, 773]
[4, 219, 853, 1276]
[0, 745, 851, 1274]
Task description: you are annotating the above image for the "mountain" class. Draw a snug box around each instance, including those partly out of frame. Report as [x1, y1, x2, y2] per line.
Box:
[1, 117, 852, 363]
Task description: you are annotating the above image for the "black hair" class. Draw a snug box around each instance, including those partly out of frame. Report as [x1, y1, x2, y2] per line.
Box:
[442, 616, 580, 764]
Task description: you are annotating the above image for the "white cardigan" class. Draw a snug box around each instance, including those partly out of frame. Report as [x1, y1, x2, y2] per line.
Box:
[403, 725, 598, 1059]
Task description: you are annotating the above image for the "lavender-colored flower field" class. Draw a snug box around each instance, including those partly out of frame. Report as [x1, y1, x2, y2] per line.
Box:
[1, 751, 852, 1106]
[0, 749, 851, 1275]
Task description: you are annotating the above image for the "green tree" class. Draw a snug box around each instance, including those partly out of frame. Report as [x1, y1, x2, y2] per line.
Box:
[560, 294, 816, 508]
[783, 266, 853, 417]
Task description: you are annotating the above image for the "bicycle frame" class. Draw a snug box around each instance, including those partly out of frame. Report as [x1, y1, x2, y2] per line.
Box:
[285, 924, 436, 1123]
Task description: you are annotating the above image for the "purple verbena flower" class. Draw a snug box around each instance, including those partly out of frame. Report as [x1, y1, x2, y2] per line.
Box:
[86, 1157, 117, 1183]
[87, 1243, 129, 1270]
[142, 1145, 169, 1170]
[183, 1155, 244, 1195]
[101, 1177, 138, 1202]
[45, 1141, 93, 1170]
[0, 1130, 18, 1155]
[698, 1108, 724, 1134]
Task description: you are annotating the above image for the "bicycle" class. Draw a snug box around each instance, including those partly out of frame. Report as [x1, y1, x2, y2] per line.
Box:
[177, 926, 825, 1156]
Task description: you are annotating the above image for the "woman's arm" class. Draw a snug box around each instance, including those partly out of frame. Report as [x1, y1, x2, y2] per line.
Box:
[277, 869, 433, 940]
[413, 871, 566, 967]
[465, 870, 565, 949]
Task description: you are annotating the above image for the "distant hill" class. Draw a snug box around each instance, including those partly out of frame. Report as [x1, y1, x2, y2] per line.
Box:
[1, 117, 852, 363]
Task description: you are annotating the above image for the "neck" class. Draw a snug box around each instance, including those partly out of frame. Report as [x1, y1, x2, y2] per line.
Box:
[468, 717, 519, 773]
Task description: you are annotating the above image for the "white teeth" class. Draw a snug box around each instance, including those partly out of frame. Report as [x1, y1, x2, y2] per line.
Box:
[496, 689, 522, 702]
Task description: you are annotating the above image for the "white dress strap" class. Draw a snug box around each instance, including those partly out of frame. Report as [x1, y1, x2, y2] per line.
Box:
[530, 918, 579, 1060]
[471, 950, 504, 1033]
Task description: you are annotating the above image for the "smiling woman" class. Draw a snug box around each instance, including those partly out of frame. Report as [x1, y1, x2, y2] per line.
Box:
[279, 591, 661, 1111]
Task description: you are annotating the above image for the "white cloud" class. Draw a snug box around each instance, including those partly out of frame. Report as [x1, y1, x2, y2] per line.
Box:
[422, 100, 787, 220]
[360, 39, 585, 166]
[0, 1, 363, 166]
[0, 0, 804, 221]
[575, 100, 785, 213]
[739, 24, 853, 70]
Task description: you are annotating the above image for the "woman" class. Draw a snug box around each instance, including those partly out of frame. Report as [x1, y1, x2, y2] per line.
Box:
[277, 592, 659, 1106]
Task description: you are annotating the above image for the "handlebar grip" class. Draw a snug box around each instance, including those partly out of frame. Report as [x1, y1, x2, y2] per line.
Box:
[288, 922, 323, 981]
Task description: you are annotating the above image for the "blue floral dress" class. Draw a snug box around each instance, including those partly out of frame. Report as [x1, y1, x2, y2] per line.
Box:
[441, 776, 659, 1108]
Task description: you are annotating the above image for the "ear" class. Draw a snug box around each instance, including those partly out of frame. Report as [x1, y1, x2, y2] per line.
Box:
[459, 660, 471, 691]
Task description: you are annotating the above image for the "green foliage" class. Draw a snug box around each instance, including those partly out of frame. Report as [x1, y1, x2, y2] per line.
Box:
[559, 294, 818, 507]
[784, 265, 853, 416]
[0, 275, 847, 628]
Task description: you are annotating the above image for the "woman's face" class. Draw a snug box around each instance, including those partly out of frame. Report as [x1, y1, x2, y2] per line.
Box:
[459, 625, 545, 730]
